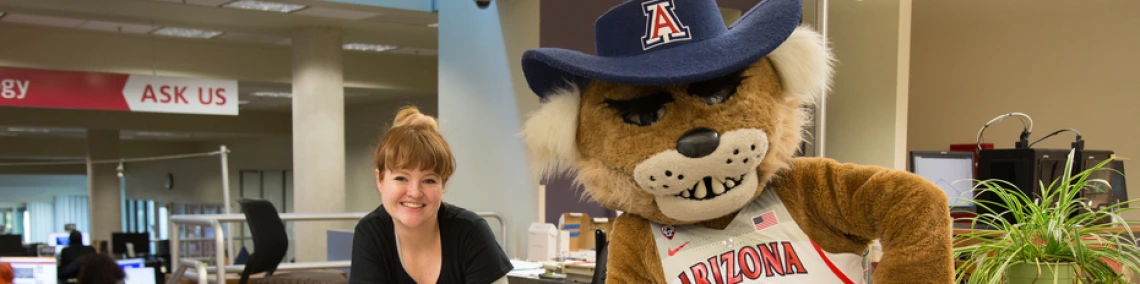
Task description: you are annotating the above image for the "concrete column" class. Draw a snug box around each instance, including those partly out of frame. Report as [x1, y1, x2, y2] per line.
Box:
[291, 27, 345, 262]
[438, 0, 540, 258]
[86, 129, 120, 247]
[824, 0, 912, 169]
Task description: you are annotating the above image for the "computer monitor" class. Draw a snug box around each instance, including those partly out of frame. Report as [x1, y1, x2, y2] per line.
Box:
[909, 151, 976, 209]
[114, 258, 156, 284]
[47, 232, 91, 247]
[1083, 157, 1127, 211]
[115, 258, 145, 269]
[0, 257, 58, 284]
[0, 235, 24, 256]
[112, 233, 150, 257]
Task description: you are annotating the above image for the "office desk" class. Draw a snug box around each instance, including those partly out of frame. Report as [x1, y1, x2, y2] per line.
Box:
[508, 275, 574, 284]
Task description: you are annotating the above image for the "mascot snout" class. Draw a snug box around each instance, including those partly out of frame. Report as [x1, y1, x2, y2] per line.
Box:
[633, 129, 769, 222]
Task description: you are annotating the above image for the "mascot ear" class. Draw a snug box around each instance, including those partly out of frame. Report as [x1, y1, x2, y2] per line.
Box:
[768, 26, 836, 105]
[520, 85, 582, 181]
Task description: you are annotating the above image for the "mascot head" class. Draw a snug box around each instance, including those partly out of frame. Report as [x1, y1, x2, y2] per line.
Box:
[520, 0, 834, 225]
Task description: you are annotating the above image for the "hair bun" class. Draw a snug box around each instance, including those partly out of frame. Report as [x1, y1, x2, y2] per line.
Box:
[392, 106, 439, 131]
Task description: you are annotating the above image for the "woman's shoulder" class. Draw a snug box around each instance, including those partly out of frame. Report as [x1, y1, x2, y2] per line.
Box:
[354, 205, 393, 232]
[439, 202, 485, 225]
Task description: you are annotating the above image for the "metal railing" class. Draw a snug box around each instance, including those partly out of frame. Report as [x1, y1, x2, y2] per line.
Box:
[167, 211, 507, 284]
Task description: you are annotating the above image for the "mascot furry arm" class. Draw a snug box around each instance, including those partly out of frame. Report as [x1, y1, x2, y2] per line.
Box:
[605, 157, 956, 284]
[519, 0, 954, 283]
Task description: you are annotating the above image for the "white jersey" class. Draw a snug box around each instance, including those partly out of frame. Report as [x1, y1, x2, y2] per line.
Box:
[649, 189, 865, 284]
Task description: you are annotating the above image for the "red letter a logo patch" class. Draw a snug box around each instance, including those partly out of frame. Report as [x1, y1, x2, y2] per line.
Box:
[641, 0, 692, 50]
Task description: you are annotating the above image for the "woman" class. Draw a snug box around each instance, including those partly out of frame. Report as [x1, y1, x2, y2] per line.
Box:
[76, 254, 125, 284]
[350, 107, 513, 284]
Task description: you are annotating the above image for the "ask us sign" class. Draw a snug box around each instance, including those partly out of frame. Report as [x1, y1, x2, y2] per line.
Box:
[0, 66, 238, 116]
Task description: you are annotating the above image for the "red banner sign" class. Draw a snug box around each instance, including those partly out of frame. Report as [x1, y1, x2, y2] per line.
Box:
[0, 66, 238, 116]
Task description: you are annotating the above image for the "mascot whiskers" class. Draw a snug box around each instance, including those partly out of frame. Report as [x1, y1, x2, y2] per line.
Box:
[520, 0, 954, 283]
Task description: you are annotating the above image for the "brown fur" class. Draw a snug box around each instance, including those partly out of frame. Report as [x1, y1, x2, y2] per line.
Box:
[606, 158, 955, 284]
[569, 57, 954, 283]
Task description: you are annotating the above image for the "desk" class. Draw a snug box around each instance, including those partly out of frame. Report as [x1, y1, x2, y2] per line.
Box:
[508, 275, 572, 284]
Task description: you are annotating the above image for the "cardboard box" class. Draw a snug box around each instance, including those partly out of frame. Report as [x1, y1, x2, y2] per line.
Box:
[559, 213, 591, 252]
[527, 223, 558, 261]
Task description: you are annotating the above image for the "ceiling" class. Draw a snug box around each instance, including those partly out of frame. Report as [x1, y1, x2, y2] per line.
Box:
[0, 0, 439, 142]
[237, 81, 430, 111]
[0, 0, 439, 51]
[0, 125, 265, 141]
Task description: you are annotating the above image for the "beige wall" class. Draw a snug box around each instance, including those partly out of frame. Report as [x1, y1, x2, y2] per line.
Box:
[909, 1, 1140, 218]
[824, 0, 912, 169]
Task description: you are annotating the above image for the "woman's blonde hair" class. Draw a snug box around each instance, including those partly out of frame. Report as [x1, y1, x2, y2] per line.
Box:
[374, 106, 456, 183]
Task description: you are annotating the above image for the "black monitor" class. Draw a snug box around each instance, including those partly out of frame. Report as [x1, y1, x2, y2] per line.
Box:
[1083, 156, 1127, 212]
[112, 233, 150, 257]
[976, 148, 1116, 224]
[909, 151, 976, 210]
[0, 234, 25, 256]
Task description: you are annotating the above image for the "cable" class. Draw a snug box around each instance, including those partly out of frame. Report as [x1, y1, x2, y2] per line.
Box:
[976, 112, 1034, 152]
[0, 150, 222, 167]
[1029, 128, 1082, 148]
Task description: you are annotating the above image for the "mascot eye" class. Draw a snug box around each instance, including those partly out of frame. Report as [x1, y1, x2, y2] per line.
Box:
[622, 107, 666, 127]
[688, 70, 745, 105]
[605, 91, 674, 127]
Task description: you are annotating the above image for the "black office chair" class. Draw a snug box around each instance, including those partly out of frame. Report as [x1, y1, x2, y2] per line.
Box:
[237, 198, 345, 284]
[592, 229, 608, 284]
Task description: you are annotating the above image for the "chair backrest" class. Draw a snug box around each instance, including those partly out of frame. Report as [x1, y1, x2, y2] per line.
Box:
[592, 229, 608, 284]
[237, 198, 289, 284]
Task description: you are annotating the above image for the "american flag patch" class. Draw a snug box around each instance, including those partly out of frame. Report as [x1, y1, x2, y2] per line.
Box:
[752, 211, 778, 232]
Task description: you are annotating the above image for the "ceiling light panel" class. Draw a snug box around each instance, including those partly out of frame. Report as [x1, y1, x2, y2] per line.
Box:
[343, 43, 397, 52]
[251, 92, 292, 98]
[152, 27, 224, 39]
[223, 0, 307, 13]
[292, 7, 378, 20]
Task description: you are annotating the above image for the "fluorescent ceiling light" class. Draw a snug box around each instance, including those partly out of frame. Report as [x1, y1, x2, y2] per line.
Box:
[6, 127, 50, 133]
[427, 23, 438, 28]
[152, 27, 224, 39]
[251, 92, 292, 98]
[343, 43, 397, 52]
[223, 0, 307, 13]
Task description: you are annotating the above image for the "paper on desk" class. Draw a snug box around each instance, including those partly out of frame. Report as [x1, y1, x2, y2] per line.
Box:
[510, 259, 544, 270]
[507, 268, 547, 278]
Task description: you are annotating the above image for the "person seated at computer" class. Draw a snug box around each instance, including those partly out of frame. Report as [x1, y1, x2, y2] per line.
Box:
[76, 254, 125, 284]
[349, 107, 513, 284]
[58, 231, 96, 280]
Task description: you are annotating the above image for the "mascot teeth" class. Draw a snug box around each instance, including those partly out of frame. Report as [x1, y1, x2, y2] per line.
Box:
[675, 173, 748, 200]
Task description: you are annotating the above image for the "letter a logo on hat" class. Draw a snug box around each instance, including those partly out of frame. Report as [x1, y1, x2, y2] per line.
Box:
[641, 0, 691, 51]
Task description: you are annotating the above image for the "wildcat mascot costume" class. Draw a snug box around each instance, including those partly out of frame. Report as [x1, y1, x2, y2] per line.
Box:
[519, 0, 954, 283]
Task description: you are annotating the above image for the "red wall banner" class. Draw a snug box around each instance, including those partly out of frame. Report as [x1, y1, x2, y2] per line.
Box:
[0, 66, 238, 116]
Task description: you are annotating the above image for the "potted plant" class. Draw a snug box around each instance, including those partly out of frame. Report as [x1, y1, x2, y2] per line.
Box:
[954, 149, 1140, 283]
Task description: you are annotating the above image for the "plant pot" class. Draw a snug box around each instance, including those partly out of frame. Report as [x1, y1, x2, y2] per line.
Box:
[1006, 262, 1079, 284]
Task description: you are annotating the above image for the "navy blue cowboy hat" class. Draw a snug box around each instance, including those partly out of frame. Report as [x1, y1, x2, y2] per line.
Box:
[522, 0, 802, 98]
